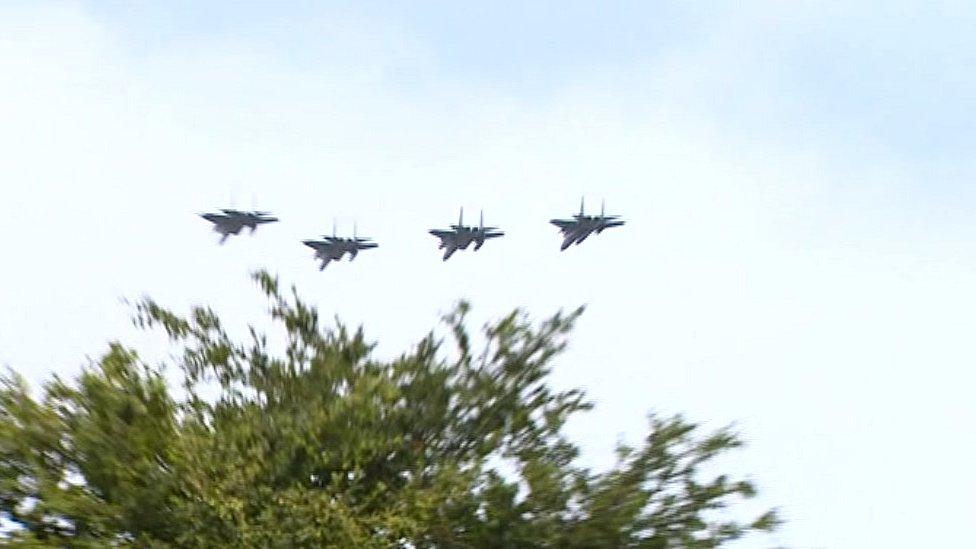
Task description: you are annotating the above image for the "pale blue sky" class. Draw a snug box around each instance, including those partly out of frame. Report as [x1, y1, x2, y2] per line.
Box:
[78, 1, 976, 157]
[1, 2, 974, 547]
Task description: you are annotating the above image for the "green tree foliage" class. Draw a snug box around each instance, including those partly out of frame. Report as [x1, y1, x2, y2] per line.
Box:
[0, 272, 779, 547]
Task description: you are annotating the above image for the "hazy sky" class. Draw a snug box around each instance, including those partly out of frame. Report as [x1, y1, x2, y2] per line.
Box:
[2, 2, 975, 547]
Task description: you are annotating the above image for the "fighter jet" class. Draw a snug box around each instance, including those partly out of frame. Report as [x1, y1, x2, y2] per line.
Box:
[429, 208, 504, 261]
[303, 223, 378, 270]
[550, 198, 624, 251]
[200, 208, 279, 244]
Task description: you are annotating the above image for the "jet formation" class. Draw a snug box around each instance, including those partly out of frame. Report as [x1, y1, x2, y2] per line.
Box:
[200, 209, 279, 244]
[302, 224, 378, 271]
[550, 198, 625, 251]
[428, 208, 505, 261]
[200, 198, 624, 269]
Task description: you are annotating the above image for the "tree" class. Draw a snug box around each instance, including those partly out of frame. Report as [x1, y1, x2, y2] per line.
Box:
[0, 271, 779, 547]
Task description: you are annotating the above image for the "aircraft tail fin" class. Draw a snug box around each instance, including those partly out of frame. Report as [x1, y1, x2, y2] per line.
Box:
[459, 207, 464, 227]
[580, 196, 585, 217]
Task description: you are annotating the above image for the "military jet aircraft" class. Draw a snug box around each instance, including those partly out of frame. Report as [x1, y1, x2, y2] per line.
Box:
[303, 223, 378, 270]
[429, 208, 504, 261]
[550, 198, 624, 251]
[200, 208, 279, 244]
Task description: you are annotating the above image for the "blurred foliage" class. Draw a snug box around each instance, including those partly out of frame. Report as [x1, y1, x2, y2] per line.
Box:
[0, 271, 778, 547]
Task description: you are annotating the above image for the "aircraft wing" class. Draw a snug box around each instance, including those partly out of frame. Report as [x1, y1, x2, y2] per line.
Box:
[560, 232, 578, 251]
[550, 219, 578, 234]
[442, 244, 458, 261]
[574, 225, 597, 244]
[216, 220, 245, 235]
[429, 230, 457, 248]
[560, 225, 595, 250]
[305, 241, 346, 261]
